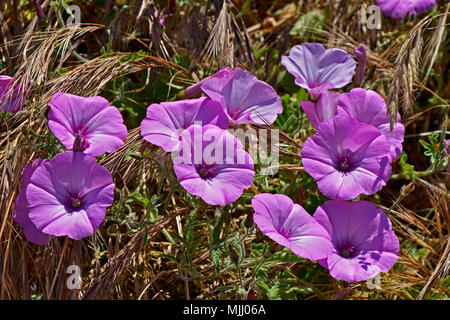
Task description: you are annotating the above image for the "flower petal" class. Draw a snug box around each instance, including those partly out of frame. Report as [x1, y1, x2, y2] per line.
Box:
[337, 88, 404, 160]
[300, 91, 340, 128]
[252, 193, 332, 260]
[376, 0, 436, 18]
[141, 97, 228, 152]
[200, 68, 283, 125]
[282, 43, 356, 97]
[13, 159, 50, 245]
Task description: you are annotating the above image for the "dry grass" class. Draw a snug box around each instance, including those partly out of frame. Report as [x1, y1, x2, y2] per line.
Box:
[0, 0, 449, 300]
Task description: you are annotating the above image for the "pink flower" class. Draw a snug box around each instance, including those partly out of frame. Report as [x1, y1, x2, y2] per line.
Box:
[314, 200, 399, 282]
[199, 67, 283, 125]
[48, 93, 127, 156]
[301, 114, 392, 200]
[173, 124, 254, 205]
[252, 193, 333, 260]
[25, 152, 115, 240]
[376, 0, 437, 18]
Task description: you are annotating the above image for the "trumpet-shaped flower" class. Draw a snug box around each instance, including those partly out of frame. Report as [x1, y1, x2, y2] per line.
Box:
[252, 193, 333, 260]
[313, 200, 399, 282]
[140, 97, 228, 152]
[337, 88, 404, 160]
[25, 151, 115, 240]
[376, 0, 437, 18]
[173, 124, 254, 205]
[301, 114, 392, 200]
[48, 93, 127, 156]
[282, 43, 356, 97]
[200, 67, 283, 125]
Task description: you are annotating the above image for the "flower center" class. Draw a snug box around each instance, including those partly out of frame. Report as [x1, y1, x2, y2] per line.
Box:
[70, 196, 82, 209]
[279, 226, 293, 237]
[338, 157, 351, 172]
[340, 246, 356, 258]
[229, 108, 242, 120]
[197, 164, 216, 179]
[73, 130, 89, 152]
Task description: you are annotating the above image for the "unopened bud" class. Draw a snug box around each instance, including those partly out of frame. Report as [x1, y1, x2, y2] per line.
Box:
[130, 151, 143, 160]
[7, 149, 15, 160]
[354, 44, 367, 86]
[400, 182, 415, 197]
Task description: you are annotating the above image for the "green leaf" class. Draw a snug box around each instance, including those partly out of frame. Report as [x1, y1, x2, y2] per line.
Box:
[399, 152, 416, 181]
[419, 129, 448, 171]
[211, 248, 221, 274]
[213, 209, 226, 245]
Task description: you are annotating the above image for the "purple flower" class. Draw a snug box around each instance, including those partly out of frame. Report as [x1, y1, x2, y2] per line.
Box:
[337, 88, 405, 160]
[13, 159, 50, 245]
[140, 97, 228, 152]
[48, 92, 127, 156]
[25, 151, 115, 240]
[0, 76, 26, 114]
[282, 43, 356, 97]
[300, 91, 341, 128]
[200, 67, 283, 125]
[301, 114, 392, 200]
[173, 124, 254, 205]
[313, 200, 399, 282]
[376, 0, 437, 18]
[354, 45, 366, 86]
[252, 193, 333, 260]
